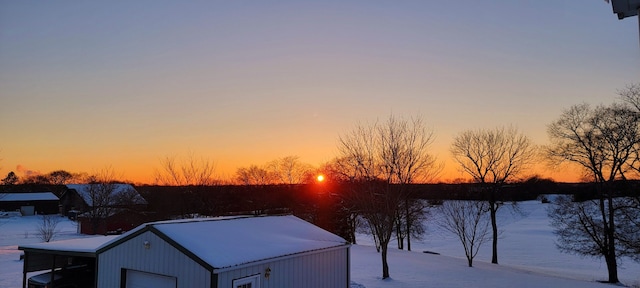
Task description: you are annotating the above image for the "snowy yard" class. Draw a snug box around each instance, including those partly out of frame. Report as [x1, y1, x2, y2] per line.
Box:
[1, 200, 639, 288]
[350, 200, 640, 287]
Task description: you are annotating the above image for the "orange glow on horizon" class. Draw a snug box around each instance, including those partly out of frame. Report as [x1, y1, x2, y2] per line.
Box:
[3, 150, 586, 185]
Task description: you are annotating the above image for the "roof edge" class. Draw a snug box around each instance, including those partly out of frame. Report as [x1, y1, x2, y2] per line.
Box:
[96, 223, 215, 272]
[18, 247, 97, 258]
[96, 224, 153, 254]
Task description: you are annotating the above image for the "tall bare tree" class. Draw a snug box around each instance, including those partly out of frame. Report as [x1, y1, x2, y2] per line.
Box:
[450, 126, 535, 264]
[338, 114, 438, 279]
[438, 200, 490, 267]
[546, 103, 640, 283]
[380, 116, 440, 251]
[621, 84, 640, 178]
[154, 153, 218, 186]
[82, 167, 143, 234]
[618, 84, 640, 261]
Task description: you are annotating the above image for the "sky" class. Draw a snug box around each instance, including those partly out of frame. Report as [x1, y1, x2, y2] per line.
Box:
[1, 1, 639, 184]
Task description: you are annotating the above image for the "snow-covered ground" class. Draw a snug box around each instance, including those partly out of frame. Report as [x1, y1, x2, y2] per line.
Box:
[0, 212, 98, 288]
[1, 200, 639, 288]
[351, 200, 640, 287]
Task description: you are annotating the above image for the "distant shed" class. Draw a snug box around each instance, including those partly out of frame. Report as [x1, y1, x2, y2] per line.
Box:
[96, 215, 351, 288]
[0, 192, 59, 215]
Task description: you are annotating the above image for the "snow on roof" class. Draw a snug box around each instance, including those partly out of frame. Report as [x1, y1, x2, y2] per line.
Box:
[19, 216, 348, 269]
[66, 184, 147, 206]
[19, 236, 119, 254]
[0, 192, 59, 202]
[106, 215, 349, 270]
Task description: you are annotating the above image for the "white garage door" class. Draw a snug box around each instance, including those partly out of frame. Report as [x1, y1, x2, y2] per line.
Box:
[126, 270, 176, 288]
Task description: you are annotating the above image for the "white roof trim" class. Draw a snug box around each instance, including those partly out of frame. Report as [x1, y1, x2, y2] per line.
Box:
[19, 236, 119, 254]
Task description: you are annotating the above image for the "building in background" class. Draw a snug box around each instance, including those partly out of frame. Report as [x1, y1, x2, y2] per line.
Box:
[0, 192, 59, 215]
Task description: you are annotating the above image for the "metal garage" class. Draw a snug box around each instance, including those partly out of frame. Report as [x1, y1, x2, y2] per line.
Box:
[96, 215, 351, 288]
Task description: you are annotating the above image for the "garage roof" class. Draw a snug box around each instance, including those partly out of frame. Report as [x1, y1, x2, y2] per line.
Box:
[98, 215, 349, 271]
[19, 235, 119, 257]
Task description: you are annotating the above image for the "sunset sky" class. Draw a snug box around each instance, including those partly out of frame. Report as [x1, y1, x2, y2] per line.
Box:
[1, 1, 639, 184]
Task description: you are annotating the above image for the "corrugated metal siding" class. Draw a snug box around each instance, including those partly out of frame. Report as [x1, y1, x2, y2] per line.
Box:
[217, 246, 349, 288]
[97, 231, 211, 288]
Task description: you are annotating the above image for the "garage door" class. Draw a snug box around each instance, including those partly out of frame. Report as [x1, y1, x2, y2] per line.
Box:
[125, 270, 176, 288]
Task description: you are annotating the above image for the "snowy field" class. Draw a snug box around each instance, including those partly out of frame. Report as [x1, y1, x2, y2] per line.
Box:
[351, 200, 640, 287]
[1, 200, 639, 288]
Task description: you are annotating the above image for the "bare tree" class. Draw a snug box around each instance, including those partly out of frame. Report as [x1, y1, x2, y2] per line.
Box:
[618, 83, 640, 260]
[337, 114, 438, 279]
[450, 126, 535, 264]
[395, 197, 429, 250]
[267, 155, 314, 184]
[618, 83, 640, 112]
[154, 153, 219, 186]
[616, 196, 640, 261]
[235, 165, 275, 185]
[338, 120, 392, 279]
[84, 178, 118, 234]
[323, 156, 364, 182]
[234, 156, 314, 185]
[379, 116, 440, 251]
[546, 103, 640, 283]
[617, 84, 640, 261]
[23, 170, 82, 185]
[35, 215, 61, 242]
[355, 181, 402, 278]
[549, 195, 639, 265]
[48, 170, 74, 185]
[21, 174, 52, 185]
[2, 171, 18, 185]
[82, 167, 144, 234]
[438, 200, 490, 267]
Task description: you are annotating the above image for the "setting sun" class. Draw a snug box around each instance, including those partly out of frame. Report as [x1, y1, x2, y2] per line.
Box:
[316, 175, 325, 182]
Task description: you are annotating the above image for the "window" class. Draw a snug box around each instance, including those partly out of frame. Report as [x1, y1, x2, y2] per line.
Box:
[232, 274, 260, 288]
